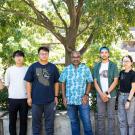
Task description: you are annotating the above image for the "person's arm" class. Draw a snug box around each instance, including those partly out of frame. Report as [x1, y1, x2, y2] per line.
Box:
[125, 82, 135, 110]
[82, 82, 91, 104]
[4, 68, 10, 89]
[94, 79, 103, 95]
[107, 64, 119, 94]
[107, 78, 118, 94]
[94, 79, 109, 102]
[26, 82, 32, 106]
[54, 65, 60, 105]
[59, 68, 67, 106]
[54, 82, 59, 105]
[0, 79, 4, 91]
[85, 83, 92, 95]
[24, 65, 34, 107]
[61, 82, 67, 107]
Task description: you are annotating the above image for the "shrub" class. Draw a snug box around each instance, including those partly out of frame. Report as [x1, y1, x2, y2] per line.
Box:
[0, 87, 8, 111]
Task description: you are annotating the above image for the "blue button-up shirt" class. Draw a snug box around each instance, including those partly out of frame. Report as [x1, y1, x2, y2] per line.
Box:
[59, 63, 93, 105]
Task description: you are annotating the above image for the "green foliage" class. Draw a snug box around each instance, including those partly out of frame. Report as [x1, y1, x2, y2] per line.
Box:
[0, 0, 134, 111]
[0, 88, 8, 110]
[57, 92, 66, 110]
[83, 43, 123, 68]
[84, 0, 135, 44]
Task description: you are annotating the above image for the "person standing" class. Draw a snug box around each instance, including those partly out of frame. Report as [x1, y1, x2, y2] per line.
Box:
[24, 46, 59, 135]
[118, 55, 135, 135]
[5, 50, 28, 135]
[93, 46, 118, 135]
[59, 51, 93, 135]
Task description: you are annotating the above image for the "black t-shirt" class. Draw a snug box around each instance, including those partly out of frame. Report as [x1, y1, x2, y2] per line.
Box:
[24, 62, 59, 104]
[119, 70, 135, 93]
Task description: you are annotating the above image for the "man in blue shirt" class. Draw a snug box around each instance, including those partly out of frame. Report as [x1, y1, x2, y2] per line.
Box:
[59, 51, 93, 135]
[24, 46, 59, 135]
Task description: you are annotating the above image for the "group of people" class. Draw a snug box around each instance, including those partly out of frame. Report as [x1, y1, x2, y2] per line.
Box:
[2, 46, 135, 135]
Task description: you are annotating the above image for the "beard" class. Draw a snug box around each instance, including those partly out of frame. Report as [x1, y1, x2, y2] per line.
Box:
[101, 56, 109, 60]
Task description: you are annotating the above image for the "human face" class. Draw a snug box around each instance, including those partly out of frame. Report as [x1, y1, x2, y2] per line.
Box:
[38, 50, 49, 61]
[71, 53, 81, 67]
[122, 57, 132, 70]
[14, 56, 24, 65]
[100, 49, 109, 61]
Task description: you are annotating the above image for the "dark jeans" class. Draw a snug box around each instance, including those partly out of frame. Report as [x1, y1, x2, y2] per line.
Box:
[32, 102, 56, 135]
[8, 98, 28, 135]
[67, 103, 93, 135]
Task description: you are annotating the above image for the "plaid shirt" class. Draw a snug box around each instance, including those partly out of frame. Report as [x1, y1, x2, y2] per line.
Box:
[59, 63, 93, 105]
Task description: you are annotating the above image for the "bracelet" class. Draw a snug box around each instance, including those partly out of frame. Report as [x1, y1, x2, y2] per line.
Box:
[127, 99, 131, 102]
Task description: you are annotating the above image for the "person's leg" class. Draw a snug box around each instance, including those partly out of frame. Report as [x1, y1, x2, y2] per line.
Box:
[126, 97, 135, 135]
[107, 98, 116, 135]
[67, 105, 80, 135]
[19, 99, 28, 135]
[118, 95, 127, 135]
[97, 96, 106, 135]
[79, 103, 93, 135]
[44, 102, 56, 135]
[32, 104, 43, 135]
[8, 99, 18, 135]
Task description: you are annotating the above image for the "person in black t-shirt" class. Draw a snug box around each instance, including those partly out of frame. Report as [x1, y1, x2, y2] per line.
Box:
[118, 55, 135, 135]
[24, 46, 59, 135]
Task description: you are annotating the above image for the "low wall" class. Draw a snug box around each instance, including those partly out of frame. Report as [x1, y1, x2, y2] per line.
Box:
[0, 111, 120, 135]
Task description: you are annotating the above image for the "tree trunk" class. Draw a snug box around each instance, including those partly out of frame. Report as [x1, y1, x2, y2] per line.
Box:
[65, 49, 72, 66]
[64, 42, 76, 65]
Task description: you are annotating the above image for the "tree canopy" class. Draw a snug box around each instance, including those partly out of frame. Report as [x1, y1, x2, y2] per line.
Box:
[0, 0, 135, 65]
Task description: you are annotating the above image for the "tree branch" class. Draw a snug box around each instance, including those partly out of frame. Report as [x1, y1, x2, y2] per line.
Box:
[79, 28, 95, 55]
[77, 19, 92, 36]
[51, 0, 67, 31]
[22, 0, 52, 28]
[76, 0, 84, 28]
[0, 7, 45, 28]
[22, 0, 66, 45]
[64, 0, 76, 28]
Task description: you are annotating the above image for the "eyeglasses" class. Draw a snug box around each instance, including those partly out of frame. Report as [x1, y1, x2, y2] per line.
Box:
[122, 61, 131, 63]
[39, 53, 48, 56]
[72, 56, 80, 59]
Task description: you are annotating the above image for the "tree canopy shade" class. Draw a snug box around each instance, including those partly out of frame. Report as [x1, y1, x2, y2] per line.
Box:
[0, 0, 135, 65]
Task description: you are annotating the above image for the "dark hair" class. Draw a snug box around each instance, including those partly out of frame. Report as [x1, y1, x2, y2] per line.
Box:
[38, 46, 49, 54]
[122, 55, 133, 63]
[99, 46, 109, 53]
[13, 50, 25, 58]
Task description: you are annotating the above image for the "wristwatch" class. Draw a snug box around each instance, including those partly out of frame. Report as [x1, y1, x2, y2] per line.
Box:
[105, 91, 109, 95]
[127, 99, 131, 102]
[84, 93, 89, 97]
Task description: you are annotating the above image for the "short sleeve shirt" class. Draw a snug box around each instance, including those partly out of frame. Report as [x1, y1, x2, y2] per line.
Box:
[59, 63, 93, 105]
[119, 70, 135, 93]
[24, 62, 59, 104]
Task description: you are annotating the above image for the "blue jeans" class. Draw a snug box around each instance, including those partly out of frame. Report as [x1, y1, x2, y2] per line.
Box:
[32, 102, 56, 135]
[118, 93, 135, 135]
[67, 103, 93, 135]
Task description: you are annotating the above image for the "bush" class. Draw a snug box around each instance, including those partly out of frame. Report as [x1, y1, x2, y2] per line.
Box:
[0, 87, 8, 111]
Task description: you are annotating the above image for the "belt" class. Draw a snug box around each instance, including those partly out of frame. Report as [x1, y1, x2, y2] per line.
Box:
[119, 92, 129, 95]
